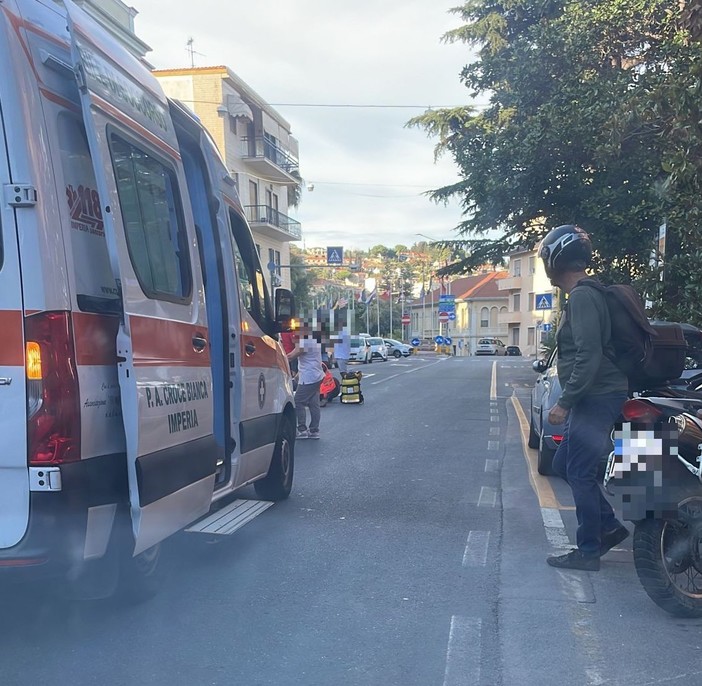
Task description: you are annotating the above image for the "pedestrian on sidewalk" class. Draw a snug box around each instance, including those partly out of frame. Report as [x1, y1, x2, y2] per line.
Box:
[287, 318, 324, 440]
[538, 225, 629, 571]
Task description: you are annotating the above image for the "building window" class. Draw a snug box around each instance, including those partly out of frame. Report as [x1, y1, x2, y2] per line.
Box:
[528, 327, 535, 346]
[229, 116, 237, 136]
[490, 307, 498, 328]
[480, 307, 489, 328]
[249, 180, 258, 206]
[529, 256, 536, 274]
[513, 259, 522, 277]
[512, 327, 520, 346]
[275, 250, 281, 275]
[528, 292, 535, 311]
[513, 293, 521, 311]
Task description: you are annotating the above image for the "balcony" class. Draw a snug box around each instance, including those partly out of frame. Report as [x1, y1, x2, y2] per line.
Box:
[498, 310, 524, 326]
[245, 205, 302, 242]
[240, 136, 299, 184]
[498, 275, 524, 291]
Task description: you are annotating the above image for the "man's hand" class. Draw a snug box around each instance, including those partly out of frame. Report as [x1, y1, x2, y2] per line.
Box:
[548, 404, 569, 426]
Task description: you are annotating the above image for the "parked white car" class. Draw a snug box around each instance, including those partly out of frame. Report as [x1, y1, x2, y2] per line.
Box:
[476, 338, 507, 355]
[367, 337, 388, 361]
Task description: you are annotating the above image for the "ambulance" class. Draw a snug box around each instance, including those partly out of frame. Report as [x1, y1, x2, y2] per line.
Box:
[0, 0, 297, 598]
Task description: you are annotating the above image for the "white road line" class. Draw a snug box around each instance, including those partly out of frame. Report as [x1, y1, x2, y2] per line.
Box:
[484, 459, 499, 472]
[489, 426, 499, 436]
[370, 359, 444, 385]
[478, 486, 497, 507]
[443, 616, 482, 686]
[463, 531, 490, 567]
[488, 440, 499, 450]
[490, 361, 497, 399]
[541, 507, 571, 550]
[490, 407, 498, 414]
[490, 415, 499, 423]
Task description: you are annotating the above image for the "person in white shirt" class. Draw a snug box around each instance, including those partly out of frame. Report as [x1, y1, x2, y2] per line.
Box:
[287, 320, 325, 439]
[333, 326, 352, 373]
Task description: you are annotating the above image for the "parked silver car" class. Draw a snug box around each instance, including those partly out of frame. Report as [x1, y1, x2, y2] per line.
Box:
[529, 348, 562, 475]
[383, 338, 413, 358]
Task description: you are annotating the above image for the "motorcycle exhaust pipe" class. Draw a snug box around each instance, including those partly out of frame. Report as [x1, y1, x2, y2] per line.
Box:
[670, 413, 702, 479]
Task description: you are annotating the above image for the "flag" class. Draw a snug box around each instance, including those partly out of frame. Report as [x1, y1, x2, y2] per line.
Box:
[379, 289, 391, 301]
[364, 288, 377, 304]
[357, 289, 365, 303]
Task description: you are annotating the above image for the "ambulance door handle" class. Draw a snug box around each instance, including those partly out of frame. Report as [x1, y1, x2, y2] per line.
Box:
[192, 334, 208, 352]
[245, 342, 256, 355]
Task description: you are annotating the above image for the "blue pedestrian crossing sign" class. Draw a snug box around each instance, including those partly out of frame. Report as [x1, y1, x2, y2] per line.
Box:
[326, 246, 343, 265]
[535, 293, 553, 310]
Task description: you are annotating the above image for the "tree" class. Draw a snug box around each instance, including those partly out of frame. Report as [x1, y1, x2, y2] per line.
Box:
[407, 0, 680, 288]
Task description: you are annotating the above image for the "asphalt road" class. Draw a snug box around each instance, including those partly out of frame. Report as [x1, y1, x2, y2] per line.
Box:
[2, 354, 702, 685]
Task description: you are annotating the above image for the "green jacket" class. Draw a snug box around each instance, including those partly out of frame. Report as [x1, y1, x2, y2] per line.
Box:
[556, 280, 628, 410]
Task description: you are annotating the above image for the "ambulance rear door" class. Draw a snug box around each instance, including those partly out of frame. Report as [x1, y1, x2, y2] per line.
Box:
[65, 1, 219, 554]
[0, 49, 29, 548]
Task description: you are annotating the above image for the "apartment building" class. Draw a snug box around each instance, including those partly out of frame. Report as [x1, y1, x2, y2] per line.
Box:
[154, 66, 302, 290]
[498, 248, 556, 356]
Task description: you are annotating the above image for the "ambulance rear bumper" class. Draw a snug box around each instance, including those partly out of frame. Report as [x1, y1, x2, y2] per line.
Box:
[0, 453, 127, 580]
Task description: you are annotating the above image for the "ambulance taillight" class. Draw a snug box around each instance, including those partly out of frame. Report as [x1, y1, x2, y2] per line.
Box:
[25, 312, 81, 465]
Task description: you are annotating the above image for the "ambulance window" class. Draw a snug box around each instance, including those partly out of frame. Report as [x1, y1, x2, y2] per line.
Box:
[228, 208, 273, 330]
[110, 135, 192, 302]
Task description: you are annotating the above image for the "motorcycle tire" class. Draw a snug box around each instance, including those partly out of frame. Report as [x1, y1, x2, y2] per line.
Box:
[633, 518, 702, 617]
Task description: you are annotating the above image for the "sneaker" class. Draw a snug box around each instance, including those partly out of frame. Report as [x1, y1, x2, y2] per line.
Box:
[600, 525, 629, 556]
[546, 549, 600, 571]
[296, 430, 309, 440]
[308, 431, 320, 440]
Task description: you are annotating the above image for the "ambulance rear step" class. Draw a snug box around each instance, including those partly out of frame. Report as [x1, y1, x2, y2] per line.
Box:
[185, 499, 273, 536]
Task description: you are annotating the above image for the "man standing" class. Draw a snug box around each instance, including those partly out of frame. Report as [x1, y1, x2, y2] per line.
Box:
[538, 225, 630, 571]
[333, 326, 352, 374]
[287, 319, 324, 440]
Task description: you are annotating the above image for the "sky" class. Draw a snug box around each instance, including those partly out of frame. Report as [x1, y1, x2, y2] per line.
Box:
[134, 0, 480, 251]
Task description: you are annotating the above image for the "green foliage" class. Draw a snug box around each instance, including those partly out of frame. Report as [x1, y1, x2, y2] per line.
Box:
[408, 0, 702, 325]
[289, 247, 318, 310]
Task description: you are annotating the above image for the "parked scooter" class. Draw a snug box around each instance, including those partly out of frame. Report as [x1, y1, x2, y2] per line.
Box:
[605, 396, 702, 616]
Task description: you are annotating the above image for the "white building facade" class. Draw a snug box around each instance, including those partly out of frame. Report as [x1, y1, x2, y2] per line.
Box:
[498, 248, 557, 356]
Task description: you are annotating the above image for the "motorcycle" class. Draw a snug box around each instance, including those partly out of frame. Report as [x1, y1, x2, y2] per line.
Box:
[605, 394, 702, 617]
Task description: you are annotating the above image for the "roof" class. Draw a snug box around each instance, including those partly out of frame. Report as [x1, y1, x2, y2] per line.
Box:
[152, 65, 292, 130]
[430, 272, 508, 300]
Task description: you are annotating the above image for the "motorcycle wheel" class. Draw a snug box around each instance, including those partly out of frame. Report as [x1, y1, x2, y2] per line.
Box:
[633, 513, 702, 617]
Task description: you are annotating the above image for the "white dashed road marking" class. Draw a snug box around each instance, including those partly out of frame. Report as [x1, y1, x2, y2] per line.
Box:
[478, 486, 497, 507]
[462, 531, 490, 567]
[443, 616, 482, 686]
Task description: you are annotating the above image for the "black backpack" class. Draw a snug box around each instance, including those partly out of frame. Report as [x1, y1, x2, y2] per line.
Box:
[579, 279, 687, 390]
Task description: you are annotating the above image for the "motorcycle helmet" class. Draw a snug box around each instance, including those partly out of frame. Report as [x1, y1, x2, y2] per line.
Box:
[538, 224, 592, 274]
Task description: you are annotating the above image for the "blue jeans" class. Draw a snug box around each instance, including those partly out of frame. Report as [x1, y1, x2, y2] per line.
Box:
[552, 393, 626, 555]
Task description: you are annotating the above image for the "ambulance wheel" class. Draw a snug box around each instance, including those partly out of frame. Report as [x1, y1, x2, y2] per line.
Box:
[117, 539, 165, 603]
[255, 418, 294, 501]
